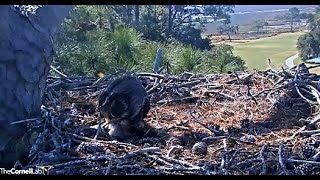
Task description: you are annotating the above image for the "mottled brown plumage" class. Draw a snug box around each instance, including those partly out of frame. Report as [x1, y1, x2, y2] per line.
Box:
[98, 75, 150, 140]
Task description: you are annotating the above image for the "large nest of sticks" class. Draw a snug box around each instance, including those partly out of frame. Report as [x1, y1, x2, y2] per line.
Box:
[22, 64, 320, 175]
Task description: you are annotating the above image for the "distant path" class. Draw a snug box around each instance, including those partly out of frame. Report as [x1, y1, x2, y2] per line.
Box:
[285, 53, 299, 68]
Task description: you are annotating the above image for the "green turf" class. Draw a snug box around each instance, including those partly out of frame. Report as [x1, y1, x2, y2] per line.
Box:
[294, 57, 303, 64]
[231, 32, 305, 70]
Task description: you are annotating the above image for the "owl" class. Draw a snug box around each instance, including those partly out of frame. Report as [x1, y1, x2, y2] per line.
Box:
[98, 75, 150, 140]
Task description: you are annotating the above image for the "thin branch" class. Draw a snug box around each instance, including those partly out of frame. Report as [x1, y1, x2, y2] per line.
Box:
[166, 146, 183, 157]
[175, 12, 205, 27]
[50, 65, 67, 77]
[278, 143, 289, 175]
[287, 158, 320, 165]
[10, 118, 38, 125]
[259, 143, 269, 175]
[202, 136, 260, 146]
[123, 147, 161, 159]
[188, 109, 226, 136]
[300, 129, 320, 136]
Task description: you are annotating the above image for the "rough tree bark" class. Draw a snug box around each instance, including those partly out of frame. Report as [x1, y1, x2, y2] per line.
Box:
[134, 5, 139, 26]
[227, 33, 231, 42]
[0, 5, 74, 166]
[126, 5, 133, 25]
[167, 5, 173, 36]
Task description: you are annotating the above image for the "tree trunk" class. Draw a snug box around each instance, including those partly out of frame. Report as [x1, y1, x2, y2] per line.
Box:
[0, 5, 73, 167]
[227, 33, 231, 42]
[290, 18, 293, 32]
[126, 5, 133, 25]
[109, 15, 115, 32]
[134, 5, 139, 26]
[167, 5, 173, 37]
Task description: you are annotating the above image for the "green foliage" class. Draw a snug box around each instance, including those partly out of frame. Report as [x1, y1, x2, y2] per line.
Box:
[204, 5, 234, 20]
[289, 7, 300, 19]
[138, 5, 166, 42]
[54, 5, 115, 75]
[109, 26, 145, 71]
[167, 5, 234, 49]
[297, 10, 320, 60]
[53, 5, 246, 77]
[55, 26, 145, 75]
[155, 41, 184, 74]
[254, 20, 268, 33]
[172, 23, 212, 50]
[297, 32, 320, 60]
[175, 45, 206, 73]
[200, 44, 246, 73]
[287, 7, 301, 32]
[54, 29, 113, 75]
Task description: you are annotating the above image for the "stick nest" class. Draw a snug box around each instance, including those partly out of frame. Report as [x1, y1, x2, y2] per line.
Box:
[20, 65, 320, 175]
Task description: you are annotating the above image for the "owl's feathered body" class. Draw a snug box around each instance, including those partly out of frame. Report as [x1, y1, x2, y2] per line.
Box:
[98, 75, 150, 140]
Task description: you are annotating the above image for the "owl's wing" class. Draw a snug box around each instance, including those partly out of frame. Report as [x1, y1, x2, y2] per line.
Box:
[109, 93, 129, 119]
[142, 96, 150, 118]
[98, 88, 110, 108]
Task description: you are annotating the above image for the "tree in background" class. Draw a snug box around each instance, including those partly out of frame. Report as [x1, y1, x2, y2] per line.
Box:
[175, 45, 206, 73]
[54, 5, 115, 75]
[200, 44, 246, 73]
[288, 7, 301, 32]
[297, 33, 318, 59]
[138, 5, 167, 42]
[234, 24, 239, 34]
[275, 7, 302, 33]
[82, 5, 234, 50]
[254, 20, 268, 33]
[217, 19, 236, 42]
[54, 5, 244, 76]
[164, 5, 234, 50]
[297, 9, 320, 60]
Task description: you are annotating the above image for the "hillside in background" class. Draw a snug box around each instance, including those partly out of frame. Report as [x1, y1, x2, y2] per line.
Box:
[204, 5, 315, 35]
[233, 5, 317, 13]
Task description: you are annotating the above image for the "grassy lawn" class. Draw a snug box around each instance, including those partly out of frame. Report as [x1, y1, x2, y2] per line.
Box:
[229, 31, 305, 70]
[293, 57, 302, 64]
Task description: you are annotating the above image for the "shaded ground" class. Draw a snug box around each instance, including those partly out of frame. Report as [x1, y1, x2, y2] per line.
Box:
[17, 66, 320, 175]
